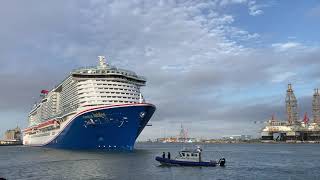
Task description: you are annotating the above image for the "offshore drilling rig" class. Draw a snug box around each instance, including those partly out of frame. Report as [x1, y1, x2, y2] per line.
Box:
[261, 84, 320, 142]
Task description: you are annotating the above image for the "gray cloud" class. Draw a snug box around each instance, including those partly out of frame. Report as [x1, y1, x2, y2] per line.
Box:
[0, 0, 319, 139]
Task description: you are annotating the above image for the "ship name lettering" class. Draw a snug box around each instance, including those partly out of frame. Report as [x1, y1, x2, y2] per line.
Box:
[93, 112, 106, 118]
[83, 112, 106, 119]
[83, 115, 93, 119]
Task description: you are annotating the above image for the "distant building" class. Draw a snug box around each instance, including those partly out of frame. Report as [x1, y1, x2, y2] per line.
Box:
[156, 124, 197, 143]
[222, 135, 252, 141]
[156, 137, 178, 143]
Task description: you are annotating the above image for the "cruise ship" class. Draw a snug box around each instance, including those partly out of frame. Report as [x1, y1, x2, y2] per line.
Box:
[23, 56, 156, 150]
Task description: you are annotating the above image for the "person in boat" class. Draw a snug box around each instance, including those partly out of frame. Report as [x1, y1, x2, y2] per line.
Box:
[162, 152, 165, 158]
[168, 152, 171, 159]
[196, 146, 202, 162]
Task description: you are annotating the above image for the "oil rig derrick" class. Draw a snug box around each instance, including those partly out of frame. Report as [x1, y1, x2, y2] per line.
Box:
[312, 88, 320, 124]
[285, 84, 299, 125]
[178, 124, 188, 142]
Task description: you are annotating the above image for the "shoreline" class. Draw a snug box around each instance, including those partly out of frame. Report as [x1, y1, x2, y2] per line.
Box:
[137, 140, 320, 144]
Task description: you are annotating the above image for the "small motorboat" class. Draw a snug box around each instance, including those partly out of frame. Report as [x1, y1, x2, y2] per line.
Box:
[155, 146, 225, 167]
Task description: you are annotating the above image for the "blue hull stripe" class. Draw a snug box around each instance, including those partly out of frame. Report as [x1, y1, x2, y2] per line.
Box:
[29, 103, 155, 150]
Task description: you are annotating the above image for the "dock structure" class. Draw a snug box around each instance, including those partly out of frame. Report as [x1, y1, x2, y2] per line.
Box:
[261, 84, 320, 142]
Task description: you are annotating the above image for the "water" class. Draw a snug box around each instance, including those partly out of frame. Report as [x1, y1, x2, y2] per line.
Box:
[0, 143, 319, 180]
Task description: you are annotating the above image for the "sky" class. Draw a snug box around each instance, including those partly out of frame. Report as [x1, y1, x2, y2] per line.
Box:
[0, 0, 320, 140]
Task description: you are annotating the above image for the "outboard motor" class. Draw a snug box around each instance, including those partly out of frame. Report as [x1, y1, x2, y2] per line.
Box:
[218, 158, 226, 166]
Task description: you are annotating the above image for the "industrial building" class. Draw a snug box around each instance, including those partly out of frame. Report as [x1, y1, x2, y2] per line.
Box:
[222, 135, 253, 141]
[156, 124, 196, 143]
[261, 84, 320, 142]
[0, 127, 22, 146]
[4, 127, 21, 141]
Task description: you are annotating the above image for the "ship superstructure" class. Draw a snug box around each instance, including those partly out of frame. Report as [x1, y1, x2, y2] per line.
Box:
[23, 56, 156, 150]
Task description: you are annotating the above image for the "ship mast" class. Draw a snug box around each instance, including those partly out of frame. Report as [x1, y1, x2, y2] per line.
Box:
[286, 84, 299, 125]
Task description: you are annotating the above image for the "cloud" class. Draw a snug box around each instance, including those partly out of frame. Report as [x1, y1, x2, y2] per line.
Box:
[248, 1, 264, 16]
[0, 0, 319, 139]
[271, 72, 296, 83]
[219, 0, 267, 16]
[271, 42, 303, 52]
[307, 4, 320, 17]
[220, 0, 247, 6]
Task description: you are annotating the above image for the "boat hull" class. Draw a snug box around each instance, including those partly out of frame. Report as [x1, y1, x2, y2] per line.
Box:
[155, 157, 217, 167]
[23, 104, 155, 150]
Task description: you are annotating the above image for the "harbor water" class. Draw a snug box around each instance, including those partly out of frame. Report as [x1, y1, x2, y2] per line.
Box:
[0, 143, 319, 180]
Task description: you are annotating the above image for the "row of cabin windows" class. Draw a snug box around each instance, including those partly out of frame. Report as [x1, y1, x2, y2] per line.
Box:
[101, 96, 138, 99]
[80, 100, 136, 104]
[77, 83, 137, 89]
[98, 84, 136, 89]
[80, 83, 136, 89]
[80, 79, 129, 84]
[96, 88, 138, 92]
[92, 71, 137, 77]
[79, 96, 139, 100]
[97, 88, 138, 92]
[78, 93, 137, 99]
[102, 100, 134, 103]
[79, 70, 134, 76]
[95, 79, 140, 85]
[78, 87, 139, 93]
[99, 92, 137, 95]
[81, 80, 142, 87]
[78, 91, 137, 96]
